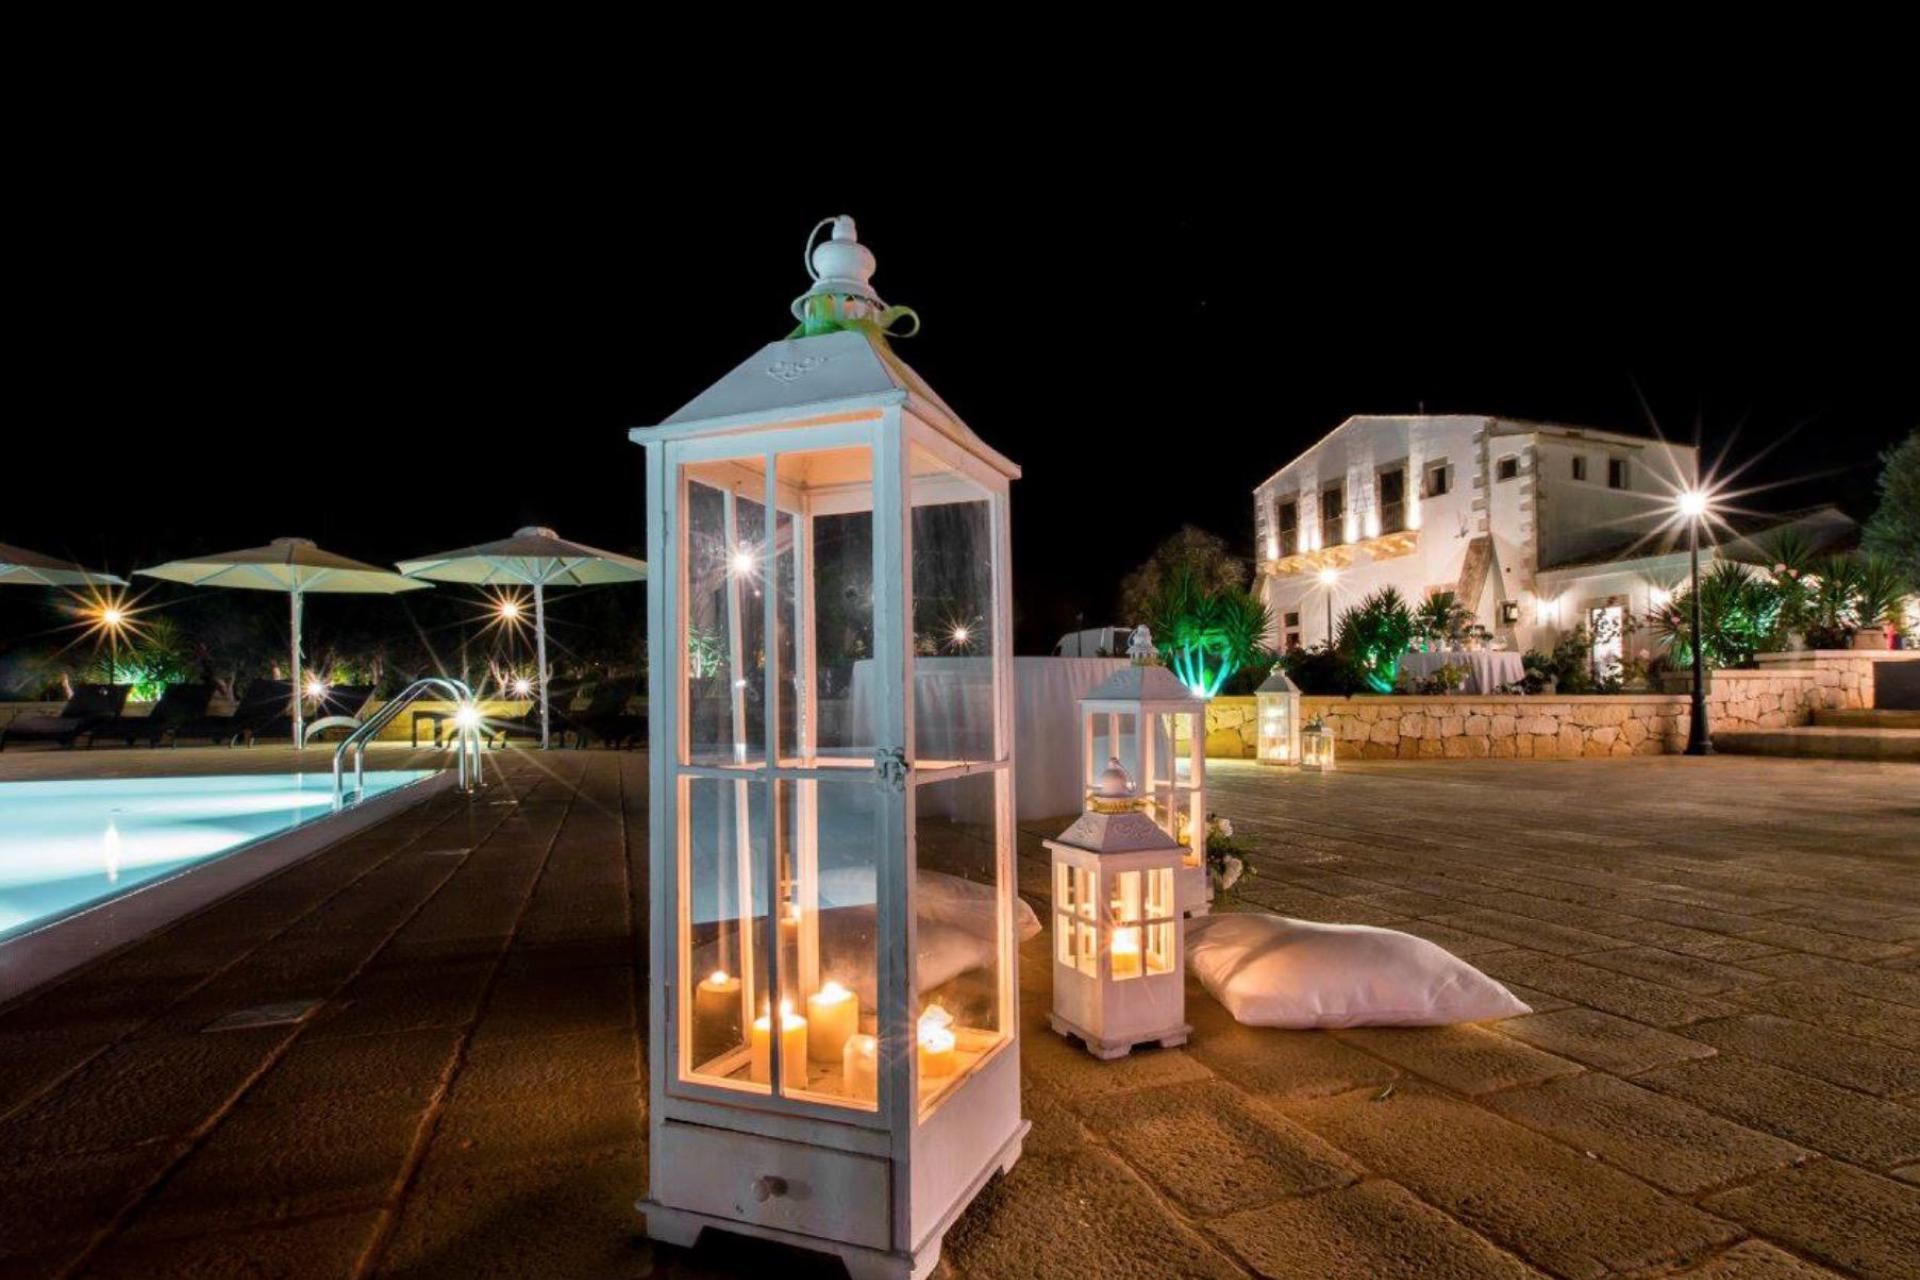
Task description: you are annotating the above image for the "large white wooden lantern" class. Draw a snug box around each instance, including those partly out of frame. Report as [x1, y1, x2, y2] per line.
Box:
[632, 216, 1025, 1280]
[1078, 661, 1208, 914]
[1301, 715, 1336, 771]
[1045, 759, 1190, 1058]
[1256, 668, 1302, 765]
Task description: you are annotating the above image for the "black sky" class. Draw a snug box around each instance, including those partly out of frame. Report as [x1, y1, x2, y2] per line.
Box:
[9, 118, 1915, 654]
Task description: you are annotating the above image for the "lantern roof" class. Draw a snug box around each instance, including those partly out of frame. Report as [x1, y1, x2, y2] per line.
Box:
[1047, 807, 1186, 857]
[1257, 668, 1301, 695]
[1081, 664, 1203, 706]
[629, 219, 1019, 481]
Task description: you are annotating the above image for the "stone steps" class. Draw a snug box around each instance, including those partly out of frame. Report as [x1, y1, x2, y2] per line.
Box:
[1715, 724, 1920, 761]
[1811, 708, 1920, 729]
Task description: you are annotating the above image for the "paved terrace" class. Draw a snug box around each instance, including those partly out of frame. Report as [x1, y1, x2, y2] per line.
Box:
[1, 747, 1917, 1279]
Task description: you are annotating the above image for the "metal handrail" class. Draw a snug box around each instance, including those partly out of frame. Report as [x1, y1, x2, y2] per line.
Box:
[333, 677, 481, 808]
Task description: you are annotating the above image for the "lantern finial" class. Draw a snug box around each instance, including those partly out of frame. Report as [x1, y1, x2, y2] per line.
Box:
[1127, 625, 1156, 665]
[791, 216, 919, 339]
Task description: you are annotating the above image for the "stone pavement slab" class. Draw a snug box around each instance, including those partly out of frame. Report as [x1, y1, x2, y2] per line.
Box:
[3, 750, 1918, 1280]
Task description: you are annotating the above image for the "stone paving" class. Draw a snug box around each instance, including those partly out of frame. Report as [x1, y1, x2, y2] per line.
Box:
[1, 747, 1917, 1279]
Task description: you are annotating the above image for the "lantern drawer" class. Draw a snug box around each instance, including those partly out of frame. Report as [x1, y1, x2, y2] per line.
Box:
[654, 1119, 892, 1250]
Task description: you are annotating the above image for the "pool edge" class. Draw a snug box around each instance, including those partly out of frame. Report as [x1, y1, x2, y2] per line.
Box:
[0, 769, 456, 1008]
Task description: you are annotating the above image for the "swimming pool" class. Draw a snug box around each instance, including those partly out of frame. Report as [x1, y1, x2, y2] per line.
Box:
[0, 771, 435, 942]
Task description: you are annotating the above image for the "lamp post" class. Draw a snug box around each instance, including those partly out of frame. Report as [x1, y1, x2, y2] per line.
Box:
[1678, 489, 1712, 756]
[1318, 565, 1339, 646]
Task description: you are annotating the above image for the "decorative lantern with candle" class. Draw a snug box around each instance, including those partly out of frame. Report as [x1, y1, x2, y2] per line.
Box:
[1301, 714, 1336, 771]
[1077, 658, 1209, 914]
[1255, 668, 1302, 766]
[633, 216, 1025, 1280]
[1044, 758, 1190, 1059]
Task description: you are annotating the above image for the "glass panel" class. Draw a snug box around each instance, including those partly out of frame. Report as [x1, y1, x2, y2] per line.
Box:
[914, 770, 1007, 1113]
[1109, 867, 1177, 980]
[683, 777, 771, 1093]
[1152, 713, 1204, 869]
[909, 444, 998, 764]
[1053, 861, 1098, 977]
[776, 777, 879, 1110]
[775, 447, 874, 760]
[682, 460, 769, 766]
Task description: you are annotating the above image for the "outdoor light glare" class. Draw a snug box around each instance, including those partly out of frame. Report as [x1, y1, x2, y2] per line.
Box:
[1318, 566, 1339, 586]
[304, 678, 328, 700]
[512, 676, 532, 696]
[100, 607, 126, 627]
[951, 625, 970, 645]
[1677, 489, 1709, 519]
[729, 549, 755, 575]
[497, 599, 523, 621]
[453, 704, 482, 730]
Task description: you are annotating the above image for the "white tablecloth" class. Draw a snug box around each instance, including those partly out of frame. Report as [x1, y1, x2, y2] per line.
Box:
[1399, 649, 1526, 694]
[850, 657, 1126, 819]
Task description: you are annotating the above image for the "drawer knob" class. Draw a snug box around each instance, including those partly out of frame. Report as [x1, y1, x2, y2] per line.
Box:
[752, 1175, 790, 1202]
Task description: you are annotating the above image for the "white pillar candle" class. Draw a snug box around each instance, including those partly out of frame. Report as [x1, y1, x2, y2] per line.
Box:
[806, 980, 858, 1064]
[917, 1006, 957, 1079]
[749, 1000, 808, 1090]
[843, 1032, 878, 1102]
[692, 969, 742, 1065]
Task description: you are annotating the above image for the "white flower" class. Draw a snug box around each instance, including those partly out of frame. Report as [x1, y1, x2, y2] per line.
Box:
[1216, 818, 1234, 839]
[1218, 856, 1244, 891]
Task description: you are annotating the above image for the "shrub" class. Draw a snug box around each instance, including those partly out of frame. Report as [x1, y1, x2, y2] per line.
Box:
[1334, 587, 1416, 693]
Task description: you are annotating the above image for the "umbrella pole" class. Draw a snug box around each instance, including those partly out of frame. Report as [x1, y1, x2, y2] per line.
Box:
[290, 590, 304, 749]
[535, 581, 550, 750]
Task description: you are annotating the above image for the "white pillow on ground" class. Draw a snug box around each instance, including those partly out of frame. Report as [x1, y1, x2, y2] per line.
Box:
[1187, 912, 1530, 1028]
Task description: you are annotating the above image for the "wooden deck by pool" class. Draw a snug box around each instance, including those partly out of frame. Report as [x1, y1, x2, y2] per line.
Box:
[0, 746, 1915, 1279]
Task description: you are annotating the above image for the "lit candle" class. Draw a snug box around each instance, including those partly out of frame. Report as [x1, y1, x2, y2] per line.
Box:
[843, 1032, 878, 1102]
[806, 980, 858, 1064]
[692, 969, 741, 1065]
[749, 1000, 808, 1090]
[917, 1006, 956, 1079]
[1111, 927, 1143, 979]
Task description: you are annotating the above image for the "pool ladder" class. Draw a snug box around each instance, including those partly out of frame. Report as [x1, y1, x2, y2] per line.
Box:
[334, 677, 482, 808]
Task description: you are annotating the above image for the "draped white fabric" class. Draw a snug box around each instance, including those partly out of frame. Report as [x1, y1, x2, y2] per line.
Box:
[1399, 649, 1527, 694]
[850, 657, 1126, 819]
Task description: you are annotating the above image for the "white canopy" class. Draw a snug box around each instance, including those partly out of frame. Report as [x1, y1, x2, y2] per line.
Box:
[137, 538, 428, 747]
[0, 542, 125, 588]
[397, 527, 646, 748]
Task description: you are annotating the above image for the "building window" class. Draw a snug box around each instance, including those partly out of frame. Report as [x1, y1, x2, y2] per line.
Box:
[1320, 484, 1344, 547]
[1571, 456, 1588, 482]
[1424, 461, 1451, 498]
[1608, 458, 1629, 490]
[1496, 456, 1520, 482]
[1378, 466, 1406, 534]
[1277, 499, 1298, 556]
[1284, 611, 1301, 650]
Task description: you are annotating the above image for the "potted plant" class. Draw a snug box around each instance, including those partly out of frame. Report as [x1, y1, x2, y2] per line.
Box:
[1852, 554, 1911, 651]
[1806, 555, 1862, 650]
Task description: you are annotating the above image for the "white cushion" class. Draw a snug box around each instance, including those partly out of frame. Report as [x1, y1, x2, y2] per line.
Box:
[816, 866, 1041, 943]
[1187, 912, 1531, 1028]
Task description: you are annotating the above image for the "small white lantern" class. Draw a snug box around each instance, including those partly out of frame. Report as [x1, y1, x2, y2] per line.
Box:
[1045, 759, 1190, 1059]
[1255, 668, 1302, 766]
[633, 216, 1024, 1280]
[1077, 660, 1208, 915]
[1301, 715, 1336, 771]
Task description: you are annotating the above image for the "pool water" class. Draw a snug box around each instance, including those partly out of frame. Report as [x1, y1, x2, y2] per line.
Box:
[0, 772, 434, 940]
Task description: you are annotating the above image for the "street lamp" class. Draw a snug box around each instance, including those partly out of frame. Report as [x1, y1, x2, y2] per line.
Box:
[1317, 566, 1340, 646]
[1678, 489, 1712, 756]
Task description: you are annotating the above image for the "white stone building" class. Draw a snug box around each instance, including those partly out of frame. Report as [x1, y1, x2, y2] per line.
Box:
[1254, 414, 1706, 660]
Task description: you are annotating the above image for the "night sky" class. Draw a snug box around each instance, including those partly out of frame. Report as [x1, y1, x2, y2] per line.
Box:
[9, 147, 1915, 655]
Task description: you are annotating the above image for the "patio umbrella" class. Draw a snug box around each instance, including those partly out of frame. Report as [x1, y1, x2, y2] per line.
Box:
[0, 542, 125, 587]
[397, 527, 647, 748]
[136, 537, 429, 747]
